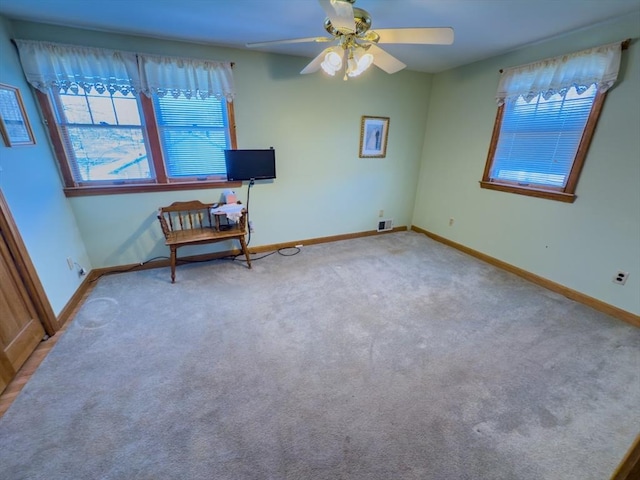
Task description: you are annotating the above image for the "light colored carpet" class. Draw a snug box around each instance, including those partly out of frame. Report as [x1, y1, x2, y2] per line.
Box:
[1, 231, 638, 479]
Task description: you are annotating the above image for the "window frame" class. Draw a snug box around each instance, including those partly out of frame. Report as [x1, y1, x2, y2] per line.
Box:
[35, 89, 240, 197]
[480, 88, 607, 203]
[151, 93, 234, 182]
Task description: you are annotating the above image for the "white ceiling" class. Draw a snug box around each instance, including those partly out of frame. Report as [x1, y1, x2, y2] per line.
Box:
[1, 0, 639, 73]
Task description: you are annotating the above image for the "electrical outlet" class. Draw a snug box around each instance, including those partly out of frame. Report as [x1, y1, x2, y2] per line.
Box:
[379, 210, 384, 218]
[449, 218, 455, 226]
[612, 271, 629, 285]
[66, 257, 74, 270]
[249, 220, 254, 233]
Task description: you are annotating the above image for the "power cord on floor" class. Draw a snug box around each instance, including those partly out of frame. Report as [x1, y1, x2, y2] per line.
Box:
[90, 246, 301, 282]
[230, 246, 301, 262]
[89, 256, 170, 282]
[276, 247, 301, 257]
[246, 178, 254, 246]
[90, 177, 297, 283]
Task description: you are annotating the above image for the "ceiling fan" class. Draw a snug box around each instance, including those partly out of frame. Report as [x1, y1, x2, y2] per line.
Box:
[246, 0, 454, 80]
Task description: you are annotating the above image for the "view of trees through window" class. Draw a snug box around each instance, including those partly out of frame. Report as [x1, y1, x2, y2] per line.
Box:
[54, 89, 151, 182]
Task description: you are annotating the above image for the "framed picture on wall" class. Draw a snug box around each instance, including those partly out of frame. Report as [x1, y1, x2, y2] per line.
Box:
[359, 115, 389, 158]
[0, 83, 35, 147]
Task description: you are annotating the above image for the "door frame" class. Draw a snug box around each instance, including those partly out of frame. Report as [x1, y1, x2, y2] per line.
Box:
[0, 189, 58, 336]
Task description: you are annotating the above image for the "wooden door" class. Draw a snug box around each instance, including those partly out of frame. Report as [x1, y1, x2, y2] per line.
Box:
[0, 228, 45, 394]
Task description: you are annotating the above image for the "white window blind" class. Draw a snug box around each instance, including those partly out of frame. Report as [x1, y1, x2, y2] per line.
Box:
[486, 41, 623, 193]
[153, 94, 230, 178]
[491, 84, 597, 188]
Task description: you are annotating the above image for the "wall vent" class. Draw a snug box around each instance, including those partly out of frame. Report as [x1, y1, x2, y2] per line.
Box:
[377, 219, 393, 232]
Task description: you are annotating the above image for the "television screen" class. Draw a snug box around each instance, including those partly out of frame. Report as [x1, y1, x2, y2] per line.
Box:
[224, 149, 276, 181]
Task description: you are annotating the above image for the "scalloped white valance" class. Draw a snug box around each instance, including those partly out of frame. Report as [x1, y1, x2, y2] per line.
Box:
[14, 40, 141, 96]
[138, 54, 234, 102]
[14, 40, 235, 101]
[496, 41, 622, 105]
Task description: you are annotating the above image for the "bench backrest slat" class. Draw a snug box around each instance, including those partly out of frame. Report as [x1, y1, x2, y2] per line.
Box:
[157, 200, 215, 236]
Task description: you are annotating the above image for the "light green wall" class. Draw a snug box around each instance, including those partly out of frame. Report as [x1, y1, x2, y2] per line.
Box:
[413, 13, 640, 315]
[4, 14, 639, 318]
[6, 21, 431, 268]
[0, 17, 91, 315]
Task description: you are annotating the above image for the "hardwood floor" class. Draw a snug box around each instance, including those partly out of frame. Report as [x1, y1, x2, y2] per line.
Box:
[0, 276, 93, 419]
[0, 322, 69, 418]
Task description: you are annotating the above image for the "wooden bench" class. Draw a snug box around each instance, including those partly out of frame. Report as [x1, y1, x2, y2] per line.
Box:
[157, 200, 251, 283]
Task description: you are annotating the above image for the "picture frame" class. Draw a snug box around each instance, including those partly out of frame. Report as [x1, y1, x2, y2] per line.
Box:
[0, 83, 35, 147]
[359, 115, 389, 158]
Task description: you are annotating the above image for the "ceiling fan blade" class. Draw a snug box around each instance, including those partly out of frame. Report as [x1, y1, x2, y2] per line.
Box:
[300, 46, 334, 74]
[368, 44, 406, 74]
[246, 36, 333, 48]
[374, 27, 454, 45]
[318, 0, 355, 33]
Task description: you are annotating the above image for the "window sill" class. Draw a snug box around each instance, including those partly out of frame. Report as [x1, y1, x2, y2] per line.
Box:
[63, 180, 243, 197]
[479, 181, 576, 203]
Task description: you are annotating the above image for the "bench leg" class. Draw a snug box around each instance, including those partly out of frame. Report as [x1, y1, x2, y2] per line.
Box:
[239, 236, 251, 269]
[170, 246, 177, 283]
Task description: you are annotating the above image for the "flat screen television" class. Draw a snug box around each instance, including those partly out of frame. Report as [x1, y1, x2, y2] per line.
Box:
[224, 149, 276, 181]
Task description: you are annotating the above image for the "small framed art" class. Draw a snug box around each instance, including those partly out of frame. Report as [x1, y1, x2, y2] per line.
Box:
[359, 115, 389, 158]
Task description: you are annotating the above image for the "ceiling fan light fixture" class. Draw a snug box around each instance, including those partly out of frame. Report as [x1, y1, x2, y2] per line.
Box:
[320, 49, 343, 75]
[251, 0, 455, 79]
[347, 47, 373, 77]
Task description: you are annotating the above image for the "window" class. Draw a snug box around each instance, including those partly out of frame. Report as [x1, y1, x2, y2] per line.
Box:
[14, 40, 237, 196]
[486, 85, 599, 195]
[481, 41, 625, 203]
[43, 88, 236, 189]
[153, 94, 231, 180]
[52, 88, 152, 183]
